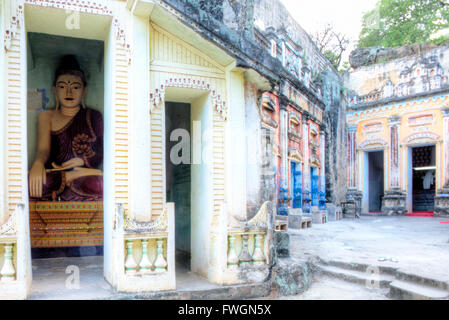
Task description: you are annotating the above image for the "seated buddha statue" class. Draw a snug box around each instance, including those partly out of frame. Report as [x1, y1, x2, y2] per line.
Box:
[29, 55, 103, 201]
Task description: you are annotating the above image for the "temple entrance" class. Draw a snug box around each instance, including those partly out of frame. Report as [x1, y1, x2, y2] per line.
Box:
[411, 146, 436, 212]
[165, 102, 191, 272]
[164, 90, 213, 284]
[367, 151, 384, 212]
[310, 166, 319, 207]
[290, 161, 302, 209]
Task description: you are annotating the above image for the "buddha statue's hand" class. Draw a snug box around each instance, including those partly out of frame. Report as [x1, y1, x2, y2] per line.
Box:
[66, 167, 103, 184]
[59, 158, 84, 170]
[29, 161, 46, 198]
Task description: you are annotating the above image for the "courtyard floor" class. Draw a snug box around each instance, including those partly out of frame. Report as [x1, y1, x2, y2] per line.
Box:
[26, 215, 449, 300]
[288, 215, 449, 283]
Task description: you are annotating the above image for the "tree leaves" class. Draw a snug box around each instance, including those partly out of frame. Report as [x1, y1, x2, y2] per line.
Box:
[358, 0, 449, 48]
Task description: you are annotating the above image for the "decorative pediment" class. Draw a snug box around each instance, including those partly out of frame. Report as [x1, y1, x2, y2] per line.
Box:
[403, 132, 440, 145]
[150, 77, 227, 120]
[288, 148, 303, 162]
[260, 94, 278, 129]
[288, 112, 301, 142]
[309, 153, 320, 167]
[358, 138, 388, 150]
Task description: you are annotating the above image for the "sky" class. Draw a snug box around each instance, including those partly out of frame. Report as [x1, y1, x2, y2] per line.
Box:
[279, 0, 379, 63]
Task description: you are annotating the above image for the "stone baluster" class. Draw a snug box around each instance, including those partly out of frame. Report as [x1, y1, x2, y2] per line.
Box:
[139, 239, 153, 274]
[252, 234, 265, 266]
[1, 243, 16, 282]
[154, 238, 167, 272]
[238, 234, 252, 266]
[227, 235, 239, 269]
[124, 240, 137, 275]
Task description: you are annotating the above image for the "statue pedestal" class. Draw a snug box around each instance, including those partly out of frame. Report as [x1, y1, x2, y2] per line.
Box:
[381, 190, 406, 215]
[345, 190, 362, 217]
[434, 189, 449, 217]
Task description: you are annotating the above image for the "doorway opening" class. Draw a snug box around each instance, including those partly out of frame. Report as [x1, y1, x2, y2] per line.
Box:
[290, 161, 302, 209]
[310, 166, 319, 207]
[368, 151, 384, 212]
[412, 146, 435, 212]
[27, 33, 104, 259]
[165, 102, 191, 272]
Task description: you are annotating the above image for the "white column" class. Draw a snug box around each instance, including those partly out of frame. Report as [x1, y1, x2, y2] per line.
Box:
[302, 116, 310, 191]
[130, 13, 151, 221]
[388, 116, 401, 189]
[281, 41, 286, 67]
[225, 69, 246, 220]
[280, 106, 288, 188]
[442, 108, 449, 188]
[347, 126, 357, 190]
[0, 0, 6, 225]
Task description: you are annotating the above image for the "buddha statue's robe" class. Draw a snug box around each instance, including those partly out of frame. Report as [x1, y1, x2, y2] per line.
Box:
[32, 108, 103, 201]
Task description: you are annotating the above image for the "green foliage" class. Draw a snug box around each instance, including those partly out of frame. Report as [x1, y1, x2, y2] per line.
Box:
[340, 61, 351, 72]
[324, 50, 340, 70]
[358, 0, 449, 48]
[431, 34, 449, 45]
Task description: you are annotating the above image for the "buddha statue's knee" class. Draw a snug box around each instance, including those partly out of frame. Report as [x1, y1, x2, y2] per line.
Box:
[72, 175, 103, 196]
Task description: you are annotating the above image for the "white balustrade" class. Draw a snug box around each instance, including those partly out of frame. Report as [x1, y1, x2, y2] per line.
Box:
[227, 233, 267, 269]
[139, 239, 153, 274]
[124, 237, 168, 275]
[226, 235, 239, 269]
[0, 243, 16, 282]
[252, 234, 266, 265]
[124, 240, 137, 275]
[154, 238, 167, 272]
[238, 234, 252, 266]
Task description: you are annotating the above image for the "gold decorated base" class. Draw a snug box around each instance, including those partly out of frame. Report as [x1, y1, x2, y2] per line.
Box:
[29, 201, 103, 248]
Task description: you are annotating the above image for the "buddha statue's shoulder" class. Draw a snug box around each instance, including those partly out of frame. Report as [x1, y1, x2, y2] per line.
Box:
[86, 108, 103, 120]
[37, 109, 55, 122]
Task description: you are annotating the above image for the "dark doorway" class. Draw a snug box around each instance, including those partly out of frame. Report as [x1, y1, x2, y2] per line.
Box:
[368, 151, 384, 212]
[290, 161, 302, 209]
[165, 102, 191, 271]
[412, 146, 435, 212]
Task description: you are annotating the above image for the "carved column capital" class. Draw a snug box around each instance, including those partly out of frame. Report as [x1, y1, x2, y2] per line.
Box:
[388, 115, 401, 127]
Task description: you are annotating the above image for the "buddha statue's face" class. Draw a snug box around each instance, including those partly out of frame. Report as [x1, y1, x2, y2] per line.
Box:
[54, 74, 86, 109]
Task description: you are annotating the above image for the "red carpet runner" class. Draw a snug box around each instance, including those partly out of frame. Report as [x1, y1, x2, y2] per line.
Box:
[404, 212, 434, 217]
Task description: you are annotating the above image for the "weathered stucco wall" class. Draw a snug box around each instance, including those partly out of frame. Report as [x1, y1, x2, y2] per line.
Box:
[321, 71, 348, 205]
[345, 45, 449, 98]
[245, 81, 276, 218]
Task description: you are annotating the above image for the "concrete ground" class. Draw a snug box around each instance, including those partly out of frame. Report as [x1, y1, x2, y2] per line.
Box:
[281, 275, 389, 300]
[27, 215, 449, 300]
[29, 256, 222, 300]
[289, 215, 449, 283]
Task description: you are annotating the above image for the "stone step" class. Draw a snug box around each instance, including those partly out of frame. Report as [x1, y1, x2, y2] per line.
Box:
[394, 271, 449, 291]
[389, 280, 449, 300]
[316, 264, 395, 288]
[318, 258, 397, 275]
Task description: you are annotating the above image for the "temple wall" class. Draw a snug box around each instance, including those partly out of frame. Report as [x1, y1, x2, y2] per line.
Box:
[346, 43, 449, 215]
